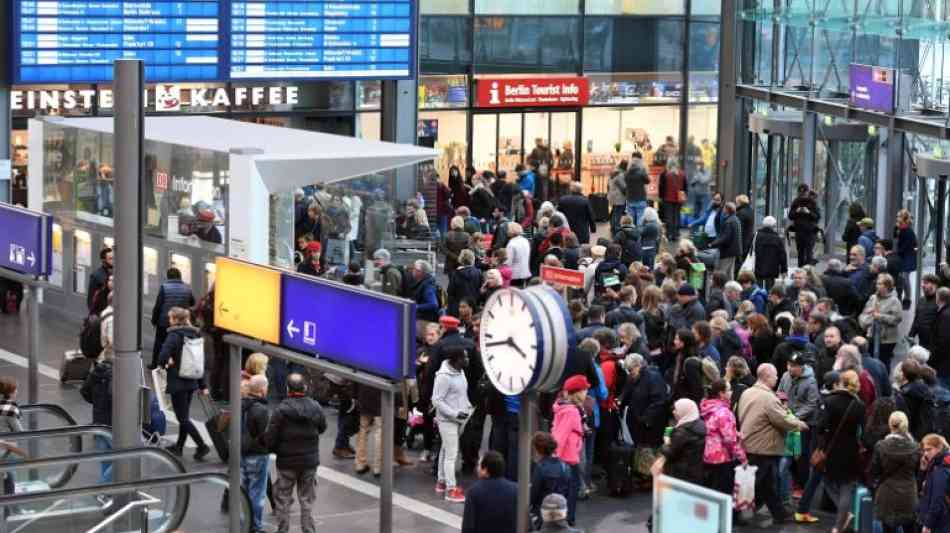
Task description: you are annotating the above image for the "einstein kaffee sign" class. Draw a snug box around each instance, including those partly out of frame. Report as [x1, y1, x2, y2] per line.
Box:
[12, 84, 301, 113]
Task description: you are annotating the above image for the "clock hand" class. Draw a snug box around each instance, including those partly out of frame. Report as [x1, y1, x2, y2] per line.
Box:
[509, 341, 529, 360]
[484, 339, 513, 348]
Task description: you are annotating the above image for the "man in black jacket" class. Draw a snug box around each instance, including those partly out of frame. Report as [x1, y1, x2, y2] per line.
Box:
[708, 202, 742, 281]
[624, 154, 650, 224]
[149, 267, 195, 369]
[241, 375, 271, 533]
[265, 373, 327, 533]
[557, 182, 597, 245]
[735, 195, 755, 269]
[788, 184, 821, 267]
[821, 259, 862, 317]
[462, 451, 517, 533]
[87, 247, 113, 312]
[910, 274, 940, 352]
[752, 216, 788, 289]
[930, 287, 950, 389]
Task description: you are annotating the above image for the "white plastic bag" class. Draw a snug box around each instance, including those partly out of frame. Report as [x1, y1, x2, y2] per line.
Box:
[734, 464, 757, 511]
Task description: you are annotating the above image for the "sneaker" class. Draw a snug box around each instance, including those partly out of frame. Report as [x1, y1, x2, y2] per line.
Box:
[445, 487, 465, 503]
[420, 451, 432, 463]
[434, 481, 446, 494]
[794, 512, 819, 524]
[194, 445, 211, 462]
[163, 444, 182, 457]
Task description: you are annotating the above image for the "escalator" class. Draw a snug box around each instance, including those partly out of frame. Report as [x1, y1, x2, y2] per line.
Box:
[0, 425, 251, 532]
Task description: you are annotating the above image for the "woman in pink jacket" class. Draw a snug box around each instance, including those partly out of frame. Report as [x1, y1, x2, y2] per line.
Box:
[552, 375, 589, 526]
[700, 380, 747, 495]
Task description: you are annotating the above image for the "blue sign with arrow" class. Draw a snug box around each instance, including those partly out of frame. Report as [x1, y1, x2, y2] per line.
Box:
[0, 203, 52, 277]
[280, 273, 415, 380]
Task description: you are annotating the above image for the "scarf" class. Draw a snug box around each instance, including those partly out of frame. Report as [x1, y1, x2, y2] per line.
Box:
[0, 399, 21, 419]
[674, 398, 700, 427]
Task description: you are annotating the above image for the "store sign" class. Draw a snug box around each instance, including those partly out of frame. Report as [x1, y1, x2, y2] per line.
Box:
[11, 85, 300, 113]
[849, 64, 896, 114]
[477, 77, 589, 108]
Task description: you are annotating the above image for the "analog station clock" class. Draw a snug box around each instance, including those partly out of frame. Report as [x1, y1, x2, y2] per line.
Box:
[479, 285, 573, 396]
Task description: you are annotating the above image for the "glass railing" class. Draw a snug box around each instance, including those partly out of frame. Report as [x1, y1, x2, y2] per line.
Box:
[0, 446, 214, 533]
[0, 405, 87, 490]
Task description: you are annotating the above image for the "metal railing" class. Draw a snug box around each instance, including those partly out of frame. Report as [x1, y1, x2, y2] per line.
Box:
[0, 407, 89, 489]
[87, 491, 160, 533]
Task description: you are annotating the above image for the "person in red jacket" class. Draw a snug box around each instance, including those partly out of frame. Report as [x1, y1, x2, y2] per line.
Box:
[659, 160, 687, 239]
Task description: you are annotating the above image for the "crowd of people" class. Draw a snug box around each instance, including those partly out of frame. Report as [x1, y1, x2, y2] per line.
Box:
[61, 153, 950, 533]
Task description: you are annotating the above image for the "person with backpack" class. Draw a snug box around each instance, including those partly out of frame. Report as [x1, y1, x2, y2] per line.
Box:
[373, 249, 408, 298]
[751, 216, 787, 289]
[149, 267, 195, 370]
[81, 291, 115, 483]
[593, 244, 629, 298]
[613, 215, 642, 266]
[529, 432, 572, 528]
[157, 306, 210, 460]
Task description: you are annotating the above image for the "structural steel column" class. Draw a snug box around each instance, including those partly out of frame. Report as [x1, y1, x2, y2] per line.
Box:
[517, 391, 536, 533]
[716, 0, 739, 199]
[799, 112, 817, 188]
[380, 389, 395, 532]
[229, 344, 242, 533]
[0, 0, 12, 204]
[876, 128, 903, 234]
[111, 60, 145, 483]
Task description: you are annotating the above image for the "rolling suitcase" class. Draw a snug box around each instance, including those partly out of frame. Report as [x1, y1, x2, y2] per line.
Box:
[606, 441, 635, 497]
[200, 395, 230, 462]
[60, 350, 93, 384]
[589, 174, 610, 223]
[851, 485, 873, 533]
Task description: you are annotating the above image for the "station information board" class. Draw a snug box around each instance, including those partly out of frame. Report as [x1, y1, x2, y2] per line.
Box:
[13, 1, 417, 84]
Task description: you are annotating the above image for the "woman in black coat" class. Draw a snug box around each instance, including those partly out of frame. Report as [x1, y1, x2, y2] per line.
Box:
[447, 251, 483, 317]
[869, 411, 920, 533]
[842, 202, 866, 255]
[815, 370, 865, 531]
[619, 355, 669, 450]
[158, 307, 210, 459]
[653, 398, 706, 485]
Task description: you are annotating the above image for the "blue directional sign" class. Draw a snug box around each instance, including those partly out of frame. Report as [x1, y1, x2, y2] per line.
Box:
[280, 273, 415, 380]
[0, 203, 53, 277]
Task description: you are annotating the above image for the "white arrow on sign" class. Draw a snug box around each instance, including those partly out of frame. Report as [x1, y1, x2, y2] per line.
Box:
[286, 320, 300, 339]
[26, 252, 35, 267]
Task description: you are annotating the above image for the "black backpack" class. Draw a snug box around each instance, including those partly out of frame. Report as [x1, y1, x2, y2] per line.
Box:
[613, 228, 642, 265]
[79, 310, 111, 359]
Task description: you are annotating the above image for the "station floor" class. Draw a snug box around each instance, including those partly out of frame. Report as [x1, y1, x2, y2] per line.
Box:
[0, 305, 844, 533]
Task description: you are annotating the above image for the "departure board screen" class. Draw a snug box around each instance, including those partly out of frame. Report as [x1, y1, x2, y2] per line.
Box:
[12, 1, 417, 84]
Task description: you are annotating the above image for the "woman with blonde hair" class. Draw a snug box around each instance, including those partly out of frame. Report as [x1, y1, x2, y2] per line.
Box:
[870, 411, 919, 533]
[894, 208, 917, 307]
[157, 307, 210, 460]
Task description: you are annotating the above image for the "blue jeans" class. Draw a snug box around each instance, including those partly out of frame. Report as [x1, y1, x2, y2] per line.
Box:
[95, 435, 113, 484]
[610, 205, 625, 235]
[778, 456, 793, 504]
[567, 463, 581, 526]
[490, 412, 520, 482]
[241, 454, 270, 531]
[626, 200, 647, 225]
[691, 191, 710, 221]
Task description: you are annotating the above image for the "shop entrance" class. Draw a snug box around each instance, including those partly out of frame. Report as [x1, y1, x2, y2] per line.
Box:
[472, 110, 579, 197]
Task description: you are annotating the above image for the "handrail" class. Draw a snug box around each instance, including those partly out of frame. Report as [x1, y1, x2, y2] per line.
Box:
[0, 418, 101, 490]
[18, 404, 79, 427]
[0, 424, 112, 441]
[0, 446, 186, 476]
[0, 472, 251, 533]
[87, 491, 160, 533]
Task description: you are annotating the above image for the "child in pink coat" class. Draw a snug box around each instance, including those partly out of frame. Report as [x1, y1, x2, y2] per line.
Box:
[699, 380, 747, 497]
[552, 375, 590, 526]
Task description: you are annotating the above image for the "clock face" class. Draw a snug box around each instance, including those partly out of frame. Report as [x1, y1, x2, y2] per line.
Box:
[479, 288, 542, 396]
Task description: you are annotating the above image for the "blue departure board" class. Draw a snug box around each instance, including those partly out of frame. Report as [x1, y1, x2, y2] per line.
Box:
[12, 1, 417, 84]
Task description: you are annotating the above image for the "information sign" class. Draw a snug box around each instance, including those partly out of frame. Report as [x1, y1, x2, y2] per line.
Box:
[13, 0, 417, 83]
[0, 202, 53, 277]
[849, 64, 896, 114]
[280, 274, 414, 380]
[213, 257, 281, 344]
[540, 265, 585, 289]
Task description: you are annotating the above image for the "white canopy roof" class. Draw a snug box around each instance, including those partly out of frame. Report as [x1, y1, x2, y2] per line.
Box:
[51, 116, 437, 193]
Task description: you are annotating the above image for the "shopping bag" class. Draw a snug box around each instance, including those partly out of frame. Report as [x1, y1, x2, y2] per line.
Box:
[740, 231, 758, 272]
[150, 368, 173, 413]
[733, 464, 757, 511]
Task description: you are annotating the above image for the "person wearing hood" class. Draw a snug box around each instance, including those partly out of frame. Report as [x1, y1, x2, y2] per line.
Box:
[264, 374, 327, 533]
[432, 346, 473, 504]
[752, 216, 788, 289]
[701, 380, 747, 496]
[238, 375, 271, 533]
[859, 273, 903, 370]
[869, 411, 919, 533]
[916, 433, 950, 533]
[652, 398, 707, 485]
[552, 375, 589, 525]
[157, 307, 210, 460]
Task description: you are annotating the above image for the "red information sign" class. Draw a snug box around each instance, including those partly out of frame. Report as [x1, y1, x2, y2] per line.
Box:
[477, 77, 590, 108]
[540, 265, 586, 289]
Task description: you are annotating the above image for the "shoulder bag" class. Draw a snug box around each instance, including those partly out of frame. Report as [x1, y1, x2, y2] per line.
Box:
[809, 398, 855, 473]
[740, 230, 757, 273]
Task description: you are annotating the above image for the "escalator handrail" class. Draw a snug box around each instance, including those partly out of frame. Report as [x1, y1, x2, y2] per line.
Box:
[0, 422, 106, 490]
[18, 404, 79, 427]
[0, 446, 187, 476]
[0, 472, 251, 533]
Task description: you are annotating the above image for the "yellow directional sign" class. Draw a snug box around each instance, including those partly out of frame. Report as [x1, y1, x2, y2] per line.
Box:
[213, 257, 281, 344]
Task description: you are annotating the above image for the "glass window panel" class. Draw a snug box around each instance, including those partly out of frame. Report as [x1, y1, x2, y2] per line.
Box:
[473, 114, 498, 172]
[689, 21, 720, 102]
[498, 113, 523, 172]
[476, 0, 578, 14]
[73, 230, 92, 295]
[420, 17, 473, 73]
[170, 253, 192, 287]
[357, 112, 382, 140]
[475, 17, 580, 73]
[586, 0, 684, 15]
[588, 73, 684, 105]
[684, 106, 718, 212]
[50, 223, 63, 288]
[421, 0, 470, 14]
[357, 81, 382, 110]
[143, 246, 159, 301]
[584, 18, 685, 73]
[691, 0, 721, 15]
[419, 110, 469, 180]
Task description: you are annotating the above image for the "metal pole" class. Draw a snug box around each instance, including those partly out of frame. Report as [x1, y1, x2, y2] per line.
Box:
[517, 391, 536, 533]
[380, 389, 395, 533]
[229, 344, 242, 533]
[26, 286, 41, 480]
[112, 59, 145, 492]
[936, 176, 947, 266]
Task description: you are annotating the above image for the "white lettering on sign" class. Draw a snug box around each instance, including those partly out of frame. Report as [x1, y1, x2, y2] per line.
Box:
[10, 85, 301, 113]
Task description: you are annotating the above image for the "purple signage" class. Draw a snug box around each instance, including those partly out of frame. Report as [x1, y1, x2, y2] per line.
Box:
[280, 274, 415, 380]
[0, 203, 52, 277]
[849, 64, 896, 114]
